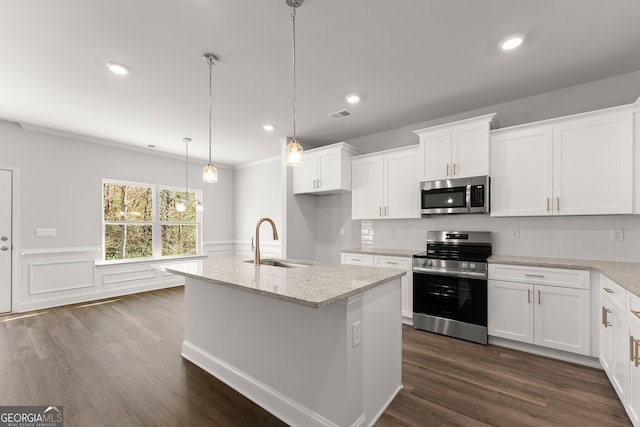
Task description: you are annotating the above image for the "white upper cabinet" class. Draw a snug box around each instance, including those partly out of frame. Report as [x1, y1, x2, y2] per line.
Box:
[351, 145, 420, 220]
[414, 113, 496, 181]
[293, 142, 361, 195]
[491, 107, 635, 217]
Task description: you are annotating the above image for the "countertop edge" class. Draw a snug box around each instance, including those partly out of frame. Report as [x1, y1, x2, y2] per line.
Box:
[488, 255, 640, 297]
[165, 265, 406, 309]
[341, 248, 419, 257]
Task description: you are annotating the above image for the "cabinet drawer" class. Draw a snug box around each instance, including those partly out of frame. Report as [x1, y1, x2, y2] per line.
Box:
[627, 291, 640, 328]
[488, 264, 589, 289]
[341, 253, 374, 266]
[601, 275, 626, 310]
[374, 255, 412, 271]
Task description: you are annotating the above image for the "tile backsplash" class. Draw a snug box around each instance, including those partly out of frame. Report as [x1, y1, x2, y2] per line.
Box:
[361, 215, 640, 262]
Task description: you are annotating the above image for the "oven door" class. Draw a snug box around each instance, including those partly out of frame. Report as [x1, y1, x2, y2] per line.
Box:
[413, 271, 487, 327]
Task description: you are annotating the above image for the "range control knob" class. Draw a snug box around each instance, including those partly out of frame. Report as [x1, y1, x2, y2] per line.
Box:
[426, 259, 433, 266]
[469, 263, 476, 270]
[461, 262, 468, 269]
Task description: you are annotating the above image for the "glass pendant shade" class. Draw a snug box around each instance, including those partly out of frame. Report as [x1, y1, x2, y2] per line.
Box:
[196, 200, 204, 212]
[286, 139, 304, 166]
[203, 164, 218, 183]
[175, 199, 187, 212]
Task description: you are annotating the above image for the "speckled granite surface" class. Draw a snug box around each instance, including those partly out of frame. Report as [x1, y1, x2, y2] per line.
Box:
[341, 248, 420, 257]
[163, 256, 405, 308]
[489, 255, 640, 297]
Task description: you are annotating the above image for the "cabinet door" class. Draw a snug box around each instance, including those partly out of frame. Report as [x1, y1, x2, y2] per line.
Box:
[601, 294, 629, 401]
[293, 152, 318, 194]
[317, 149, 340, 192]
[628, 322, 640, 425]
[352, 156, 384, 219]
[553, 112, 633, 215]
[488, 280, 534, 344]
[490, 126, 553, 217]
[374, 255, 413, 324]
[420, 128, 452, 181]
[383, 147, 420, 219]
[452, 120, 490, 178]
[534, 285, 590, 355]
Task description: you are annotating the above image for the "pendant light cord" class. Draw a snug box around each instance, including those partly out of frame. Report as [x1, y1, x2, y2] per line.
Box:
[184, 137, 190, 200]
[291, 3, 297, 140]
[208, 61, 213, 164]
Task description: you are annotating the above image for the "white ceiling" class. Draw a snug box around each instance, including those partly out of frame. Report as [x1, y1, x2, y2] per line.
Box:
[2, 0, 640, 166]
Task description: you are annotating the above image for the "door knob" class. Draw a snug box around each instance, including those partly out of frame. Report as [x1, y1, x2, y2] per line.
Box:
[1, 246, 9, 251]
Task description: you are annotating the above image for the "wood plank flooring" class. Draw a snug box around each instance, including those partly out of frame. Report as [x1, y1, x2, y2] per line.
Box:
[0, 287, 631, 426]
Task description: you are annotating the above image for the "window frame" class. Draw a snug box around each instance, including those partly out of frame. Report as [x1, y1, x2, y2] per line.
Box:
[102, 179, 203, 262]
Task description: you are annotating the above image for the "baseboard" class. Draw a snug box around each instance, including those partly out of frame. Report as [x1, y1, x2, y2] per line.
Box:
[489, 336, 602, 369]
[15, 281, 183, 313]
[181, 340, 355, 427]
[365, 384, 403, 427]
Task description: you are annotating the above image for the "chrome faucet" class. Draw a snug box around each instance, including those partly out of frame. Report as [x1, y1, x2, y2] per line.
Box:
[254, 217, 279, 265]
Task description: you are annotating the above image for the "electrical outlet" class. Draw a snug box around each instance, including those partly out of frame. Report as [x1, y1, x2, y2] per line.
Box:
[611, 229, 624, 241]
[352, 321, 361, 347]
[510, 228, 520, 239]
[339, 227, 345, 236]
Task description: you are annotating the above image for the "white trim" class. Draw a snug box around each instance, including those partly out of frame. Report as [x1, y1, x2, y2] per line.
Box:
[28, 259, 95, 295]
[95, 254, 206, 267]
[15, 282, 183, 313]
[488, 336, 602, 369]
[20, 246, 101, 258]
[18, 122, 233, 168]
[181, 340, 344, 427]
[365, 385, 402, 427]
[102, 267, 157, 285]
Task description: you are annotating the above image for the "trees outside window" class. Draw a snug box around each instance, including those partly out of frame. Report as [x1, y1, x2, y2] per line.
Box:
[103, 181, 200, 261]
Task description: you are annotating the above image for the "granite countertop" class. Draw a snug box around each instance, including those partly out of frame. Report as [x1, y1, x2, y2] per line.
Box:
[341, 247, 420, 257]
[162, 256, 405, 309]
[489, 255, 640, 297]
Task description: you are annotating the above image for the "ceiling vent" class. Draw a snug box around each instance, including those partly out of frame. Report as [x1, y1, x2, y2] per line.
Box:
[329, 109, 353, 119]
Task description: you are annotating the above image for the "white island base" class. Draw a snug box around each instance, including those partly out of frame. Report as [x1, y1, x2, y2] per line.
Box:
[181, 275, 402, 427]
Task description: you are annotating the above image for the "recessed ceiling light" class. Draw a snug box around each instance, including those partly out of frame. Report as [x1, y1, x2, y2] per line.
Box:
[262, 124, 275, 132]
[346, 94, 361, 104]
[106, 62, 129, 75]
[500, 35, 524, 51]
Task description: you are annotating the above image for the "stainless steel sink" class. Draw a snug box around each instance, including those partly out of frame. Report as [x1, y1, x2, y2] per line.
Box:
[245, 259, 311, 268]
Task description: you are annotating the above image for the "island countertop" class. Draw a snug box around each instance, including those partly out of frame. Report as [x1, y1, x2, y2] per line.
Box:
[162, 256, 405, 308]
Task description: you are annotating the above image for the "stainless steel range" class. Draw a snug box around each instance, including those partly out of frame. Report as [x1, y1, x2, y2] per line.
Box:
[412, 231, 492, 345]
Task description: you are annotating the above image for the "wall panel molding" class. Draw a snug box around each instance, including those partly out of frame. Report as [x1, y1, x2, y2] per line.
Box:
[28, 259, 95, 295]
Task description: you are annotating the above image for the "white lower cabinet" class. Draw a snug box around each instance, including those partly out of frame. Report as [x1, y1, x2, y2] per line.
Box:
[488, 264, 590, 356]
[628, 321, 640, 425]
[341, 252, 413, 324]
[600, 287, 629, 403]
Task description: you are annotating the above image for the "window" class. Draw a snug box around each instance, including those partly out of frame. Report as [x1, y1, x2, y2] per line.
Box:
[103, 180, 201, 261]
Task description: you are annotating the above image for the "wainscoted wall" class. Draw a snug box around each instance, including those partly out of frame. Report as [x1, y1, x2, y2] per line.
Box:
[361, 215, 640, 262]
[14, 241, 239, 312]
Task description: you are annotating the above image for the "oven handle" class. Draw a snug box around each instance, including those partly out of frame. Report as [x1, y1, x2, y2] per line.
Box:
[413, 266, 487, 279]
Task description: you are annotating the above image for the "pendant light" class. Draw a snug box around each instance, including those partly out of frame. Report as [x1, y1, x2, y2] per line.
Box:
[175, 137, 191, 213]
[285, 0, 304, 166]
[202, 53, 219, 182]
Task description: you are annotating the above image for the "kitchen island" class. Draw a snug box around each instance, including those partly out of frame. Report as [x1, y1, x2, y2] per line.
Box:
[163, 257, 405, 427]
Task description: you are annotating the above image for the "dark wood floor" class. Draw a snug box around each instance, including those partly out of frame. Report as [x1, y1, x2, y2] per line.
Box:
[0, 287, 631, 426]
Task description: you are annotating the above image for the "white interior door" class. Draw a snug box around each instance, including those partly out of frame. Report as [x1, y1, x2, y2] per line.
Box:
[0, 169, 12, 313]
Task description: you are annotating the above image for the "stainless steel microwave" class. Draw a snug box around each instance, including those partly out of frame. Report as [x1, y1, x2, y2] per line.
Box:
[420, 176, 490, 215]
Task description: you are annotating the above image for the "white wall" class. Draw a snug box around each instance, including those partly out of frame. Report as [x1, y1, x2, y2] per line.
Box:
[312, 70, 640, 262]
[0, 120, 236, 311]
[234, 157, 282, 259]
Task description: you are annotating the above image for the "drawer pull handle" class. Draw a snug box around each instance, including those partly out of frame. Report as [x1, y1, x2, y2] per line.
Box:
[525, 274, 544, 278]
[602, 306, 612, 327]
[352, 258, 361, 262]
[385, 262, 398, 265]
[631, 310, 640, 320]
[603, 288, 614, 294]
